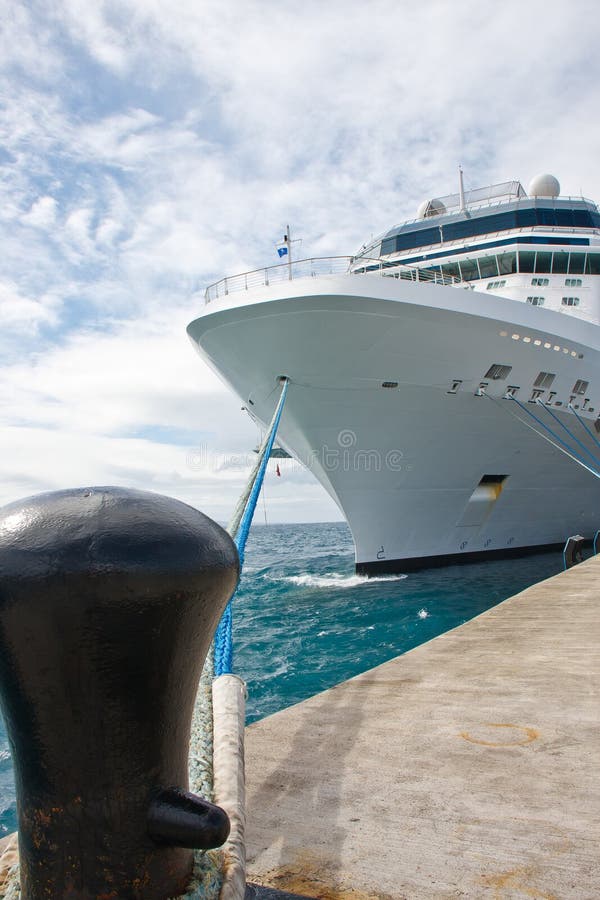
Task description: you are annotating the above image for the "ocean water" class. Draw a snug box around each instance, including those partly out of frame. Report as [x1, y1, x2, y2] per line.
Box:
[0, 521, 563, 836]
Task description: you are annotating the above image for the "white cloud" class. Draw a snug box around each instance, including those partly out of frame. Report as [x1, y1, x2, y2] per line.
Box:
[60, 0, 131, 73]
[23, 196, 58, 228]
[0, 280, 59, 332]
[0, 0, 62, 81]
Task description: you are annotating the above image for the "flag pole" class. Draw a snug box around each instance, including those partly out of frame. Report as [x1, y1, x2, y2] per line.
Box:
[286, 224, 292, 280]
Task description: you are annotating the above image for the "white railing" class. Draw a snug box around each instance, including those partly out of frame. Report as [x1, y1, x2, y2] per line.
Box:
[204, 256, 459, 303]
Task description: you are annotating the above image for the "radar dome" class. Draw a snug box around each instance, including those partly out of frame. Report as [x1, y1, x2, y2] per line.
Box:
[416, 198, 447, 219]
[528, 174, 560, 198]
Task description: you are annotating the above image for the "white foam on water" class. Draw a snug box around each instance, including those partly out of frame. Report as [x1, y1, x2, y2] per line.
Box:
[418, 608, 429, 619]
[281, 572, 408, 589]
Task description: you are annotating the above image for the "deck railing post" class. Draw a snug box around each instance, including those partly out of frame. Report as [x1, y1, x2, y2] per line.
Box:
[0, 486, 239, 900]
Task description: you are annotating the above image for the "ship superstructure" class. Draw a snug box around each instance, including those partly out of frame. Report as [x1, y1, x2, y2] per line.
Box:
[188, 174, 600, 572]
[354, 174, 600, 325]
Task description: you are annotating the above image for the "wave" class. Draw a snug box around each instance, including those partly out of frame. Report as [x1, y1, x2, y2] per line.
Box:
[279, 572, 407, 589]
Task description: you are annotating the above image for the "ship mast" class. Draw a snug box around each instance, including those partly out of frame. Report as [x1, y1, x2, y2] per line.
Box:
[458, 165, 466, 212]
[285, 224, 292, 280]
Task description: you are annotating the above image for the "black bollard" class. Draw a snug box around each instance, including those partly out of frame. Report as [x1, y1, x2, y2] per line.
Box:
[0, 486, 239, 900]
[563, 533, 585, 569]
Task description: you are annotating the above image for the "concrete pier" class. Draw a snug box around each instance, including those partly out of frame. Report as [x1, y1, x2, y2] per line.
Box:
[245, 556, 600, 899]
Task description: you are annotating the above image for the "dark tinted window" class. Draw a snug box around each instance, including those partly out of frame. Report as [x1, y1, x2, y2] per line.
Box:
[519, 251, 535, 272]
[459, 259, 480, 280]
[382, 205, 600, 255]
[588, 253, 600, 274]
[569, 253, 585, 274]
[498, 251, 517, 274]
[552, 252, 569, 273]
[478, 256, 498, 278]
[519, 208, 538, 227]
[573, 210, 590, 227]
[534, 251, 552, 272]
[441, 262, 461, 280]
[381, 227, 440, 254]
[445, 219, 479, 240]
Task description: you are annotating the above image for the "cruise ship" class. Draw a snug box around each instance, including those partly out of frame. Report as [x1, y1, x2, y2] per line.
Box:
[187, 174, 600, 573]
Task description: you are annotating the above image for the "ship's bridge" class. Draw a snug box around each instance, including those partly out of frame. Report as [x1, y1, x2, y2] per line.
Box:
[373, 180, 600, 258]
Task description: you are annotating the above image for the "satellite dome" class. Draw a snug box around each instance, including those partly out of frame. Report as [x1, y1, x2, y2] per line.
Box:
[528, 174, 560, 198]
[416, 198, 447, 219]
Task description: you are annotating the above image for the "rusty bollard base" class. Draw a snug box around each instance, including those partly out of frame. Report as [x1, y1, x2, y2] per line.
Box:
[0, 487, 239, 900]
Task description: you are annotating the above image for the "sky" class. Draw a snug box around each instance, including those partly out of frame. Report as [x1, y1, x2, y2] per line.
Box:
[1, 0, 600, 524]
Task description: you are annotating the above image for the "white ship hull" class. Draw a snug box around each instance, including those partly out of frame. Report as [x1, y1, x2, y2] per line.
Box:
[188, 273, 600, 572]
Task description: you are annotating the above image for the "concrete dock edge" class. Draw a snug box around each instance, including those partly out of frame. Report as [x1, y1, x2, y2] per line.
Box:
[244, 556, 600, 899]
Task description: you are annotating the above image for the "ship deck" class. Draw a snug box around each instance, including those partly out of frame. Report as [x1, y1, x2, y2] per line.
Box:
[245, 555, 600, 899]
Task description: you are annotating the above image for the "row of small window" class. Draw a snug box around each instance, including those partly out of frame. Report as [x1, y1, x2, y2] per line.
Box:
[423, 250, 600, 282]
[499, 330, 583, 357]
[526, 296, 581, 306]
[489, 277, 585, 290]
[531, 277, 583, 287]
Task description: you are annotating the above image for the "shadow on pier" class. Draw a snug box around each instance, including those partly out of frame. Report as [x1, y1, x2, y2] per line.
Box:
[245, 677, 375, 899]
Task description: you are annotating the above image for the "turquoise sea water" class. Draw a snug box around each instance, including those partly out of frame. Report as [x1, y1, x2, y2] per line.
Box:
[0, 521, 563, 835]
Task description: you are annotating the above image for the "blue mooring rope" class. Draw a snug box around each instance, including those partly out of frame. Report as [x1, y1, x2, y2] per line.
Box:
[534, 399, 600, 471]
[568, 403, 600, 454]
[214, 378, 289, 676]
[511, 397, 600, 477]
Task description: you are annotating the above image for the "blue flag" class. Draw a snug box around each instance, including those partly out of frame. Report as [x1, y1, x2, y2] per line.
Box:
[277, 246, 288, 258]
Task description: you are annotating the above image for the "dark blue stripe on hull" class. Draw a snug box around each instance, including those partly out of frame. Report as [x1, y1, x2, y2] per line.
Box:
[355, 541, 576, 575]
